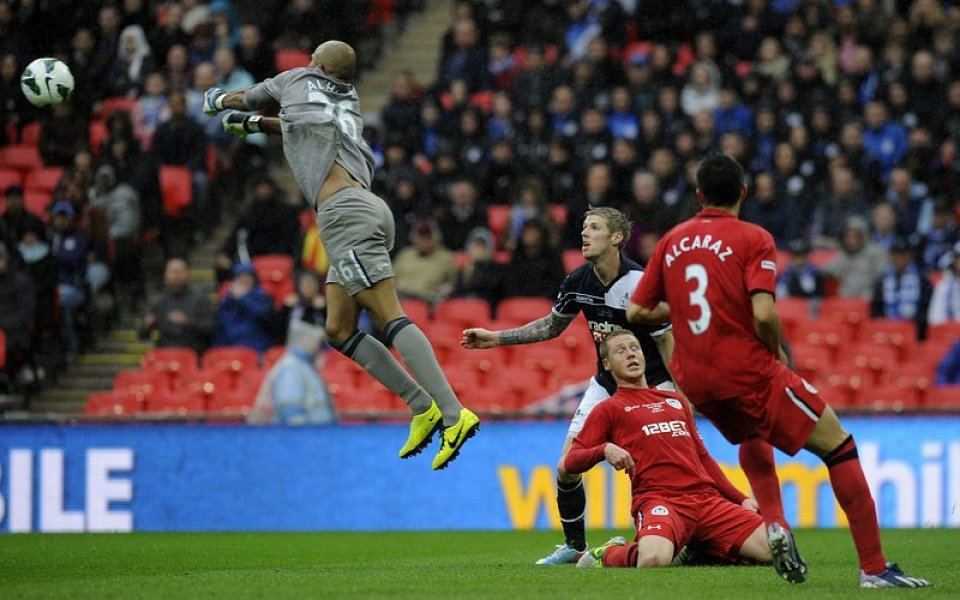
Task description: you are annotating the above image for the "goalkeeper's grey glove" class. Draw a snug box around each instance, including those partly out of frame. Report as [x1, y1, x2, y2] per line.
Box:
[203, 87, 227, 115]
[222, 111, 263, 138]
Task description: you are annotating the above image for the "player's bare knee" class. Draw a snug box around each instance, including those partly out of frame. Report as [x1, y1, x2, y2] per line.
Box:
[636, 550, 672, 568]
[325, 322, 355, 348]
[805, 406, 851, 458]
[556, 460, 580, 483]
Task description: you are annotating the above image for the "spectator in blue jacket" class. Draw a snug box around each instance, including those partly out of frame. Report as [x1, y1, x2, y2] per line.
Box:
[49, 201, 91, 357]
[871, 237, 933, 340]
[935, 339, 960, 386]
[213, 262, 275, 353]
[777, 238, 827, 299]
[740, 172, 801, 248]
[863, 101, 908, 180]
[714, 87, 753, 138]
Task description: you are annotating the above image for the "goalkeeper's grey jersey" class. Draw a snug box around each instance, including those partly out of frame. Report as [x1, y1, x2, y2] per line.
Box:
[243, 67, 374, 206]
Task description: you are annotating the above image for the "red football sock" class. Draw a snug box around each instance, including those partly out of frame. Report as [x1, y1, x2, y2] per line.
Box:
[824, 435, 887, 575]
[739, 438, 788, 529]
[601, 543, 637, 568]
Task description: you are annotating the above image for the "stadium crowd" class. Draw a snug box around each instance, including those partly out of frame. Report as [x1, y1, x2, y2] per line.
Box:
[1, 0, 959, 404]
[0, 0, 415, 391]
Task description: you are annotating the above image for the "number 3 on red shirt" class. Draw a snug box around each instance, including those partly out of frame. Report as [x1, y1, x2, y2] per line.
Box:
[685, 264, 711, 335]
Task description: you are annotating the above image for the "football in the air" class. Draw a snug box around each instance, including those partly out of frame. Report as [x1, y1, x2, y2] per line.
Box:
[20, 57, 74, 107]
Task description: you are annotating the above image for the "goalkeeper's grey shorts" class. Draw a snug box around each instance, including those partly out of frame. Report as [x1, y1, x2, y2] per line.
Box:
[316, 187, 396, 296]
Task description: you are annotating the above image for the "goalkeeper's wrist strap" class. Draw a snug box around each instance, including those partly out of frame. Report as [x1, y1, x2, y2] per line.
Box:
[243, 115, 263, 134]
[214, 94, 225, 111]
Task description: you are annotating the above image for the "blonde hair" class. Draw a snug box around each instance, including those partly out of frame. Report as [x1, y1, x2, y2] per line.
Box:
[584, 207, 631, 248]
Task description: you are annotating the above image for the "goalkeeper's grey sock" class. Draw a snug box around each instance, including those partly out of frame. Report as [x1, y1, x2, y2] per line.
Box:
[383, 317, 463, 425]
[557, 478, 587, 551]
[333, 330, 432, 414]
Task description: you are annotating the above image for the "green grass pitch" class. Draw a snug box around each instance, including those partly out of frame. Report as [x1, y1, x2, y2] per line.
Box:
[1, 529, 952, 599]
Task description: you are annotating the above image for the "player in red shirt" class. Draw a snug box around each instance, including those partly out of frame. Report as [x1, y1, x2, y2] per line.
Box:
[565, 328, 773, 570]
[629, 154, 930, 588]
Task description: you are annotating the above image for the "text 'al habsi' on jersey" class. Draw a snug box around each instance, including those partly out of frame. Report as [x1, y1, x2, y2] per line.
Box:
[242, 67, 376, 207]
[553, 256, 672, 394]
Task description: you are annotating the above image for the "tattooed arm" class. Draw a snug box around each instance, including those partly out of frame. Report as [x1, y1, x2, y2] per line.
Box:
[461, 312, 576, 349]
[498, 312, 576, 345]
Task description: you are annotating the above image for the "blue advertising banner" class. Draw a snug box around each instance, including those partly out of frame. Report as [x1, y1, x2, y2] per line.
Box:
[1, 417, 958, 533]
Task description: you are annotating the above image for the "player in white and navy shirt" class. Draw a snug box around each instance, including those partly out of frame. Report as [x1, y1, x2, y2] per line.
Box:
[462, 207, 675, 565]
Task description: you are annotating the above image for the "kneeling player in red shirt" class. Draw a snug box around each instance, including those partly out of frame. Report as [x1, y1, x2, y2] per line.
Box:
[628, 154, 930, 588]
[565, 329, 773, 569]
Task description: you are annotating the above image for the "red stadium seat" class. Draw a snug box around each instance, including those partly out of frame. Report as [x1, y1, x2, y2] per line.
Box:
[924, 386, 960, 411]
[819, 365, 873, 403]
[843, 344, 899, 384]
[562, 249, 585, 274]
[25, 167, 64, 193]
[815, 382, 853, 410]
[444, 367, 484, 396]
[159, 165, 193, 218]
[913, 341, 955, 371]
[275, 48, 311, 72]
[465, 374, 524, 413]
[252, 254, 295, 308]
[517, 345, 571, 372]
[208, 389, 254, 415]
[0, 144, 43, 171]
[451, 344, 510, 373]
[858, 387, 921, 412]
[0, 169, 23, 191]
[434, 297, 492, 328]
[928, 322, 960, 345]
[235, 369, 267, 395]
[497, 297, 553, 325]
[793, 321, 850, 360]
[263, 346, 287, 370]
[332, 386, 397, 416]
[399, 298, 431, 326]
[777, 298, 811, 340]
[100, 96, 137, 119]
[790, 344, 832, 382]
[143, 347, 199, 370]
[819, 298, 870, 327]
[422, 320, 463, 353]
[112, 369, 166, 408]
[552, 359, 597, 387]
[180, 370, 235, 401]
[892, 363, 936, 403]
[147, 390, 205, 414]
[142, 347, 199, 388]
[85, 391, 141, 416]
[859, 319, 917, 359]
[23, 190, 52, 217]
[322, 367, 359, 390]
[19, 122, 40, 146]
[486, 204, 510, 243]
[203, 346, 260, 376]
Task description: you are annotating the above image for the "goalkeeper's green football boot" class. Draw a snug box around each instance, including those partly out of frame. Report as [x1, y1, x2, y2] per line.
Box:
[431, 408, 480, 470]
[576, 536, 627, 569]
[398, 401, 443, 459]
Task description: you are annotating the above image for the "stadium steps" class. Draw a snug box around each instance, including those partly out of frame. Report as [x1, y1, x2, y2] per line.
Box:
[358, 0, 452, 116]
[25, 211, 236, 416]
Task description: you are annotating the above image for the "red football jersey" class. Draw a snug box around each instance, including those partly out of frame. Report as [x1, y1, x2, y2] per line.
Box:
[631, 208, 780, 403]
[565, 388, 728, 517]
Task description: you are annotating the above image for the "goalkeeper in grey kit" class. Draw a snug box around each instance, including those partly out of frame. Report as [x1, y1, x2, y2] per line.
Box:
[203, 41, 479, 470]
